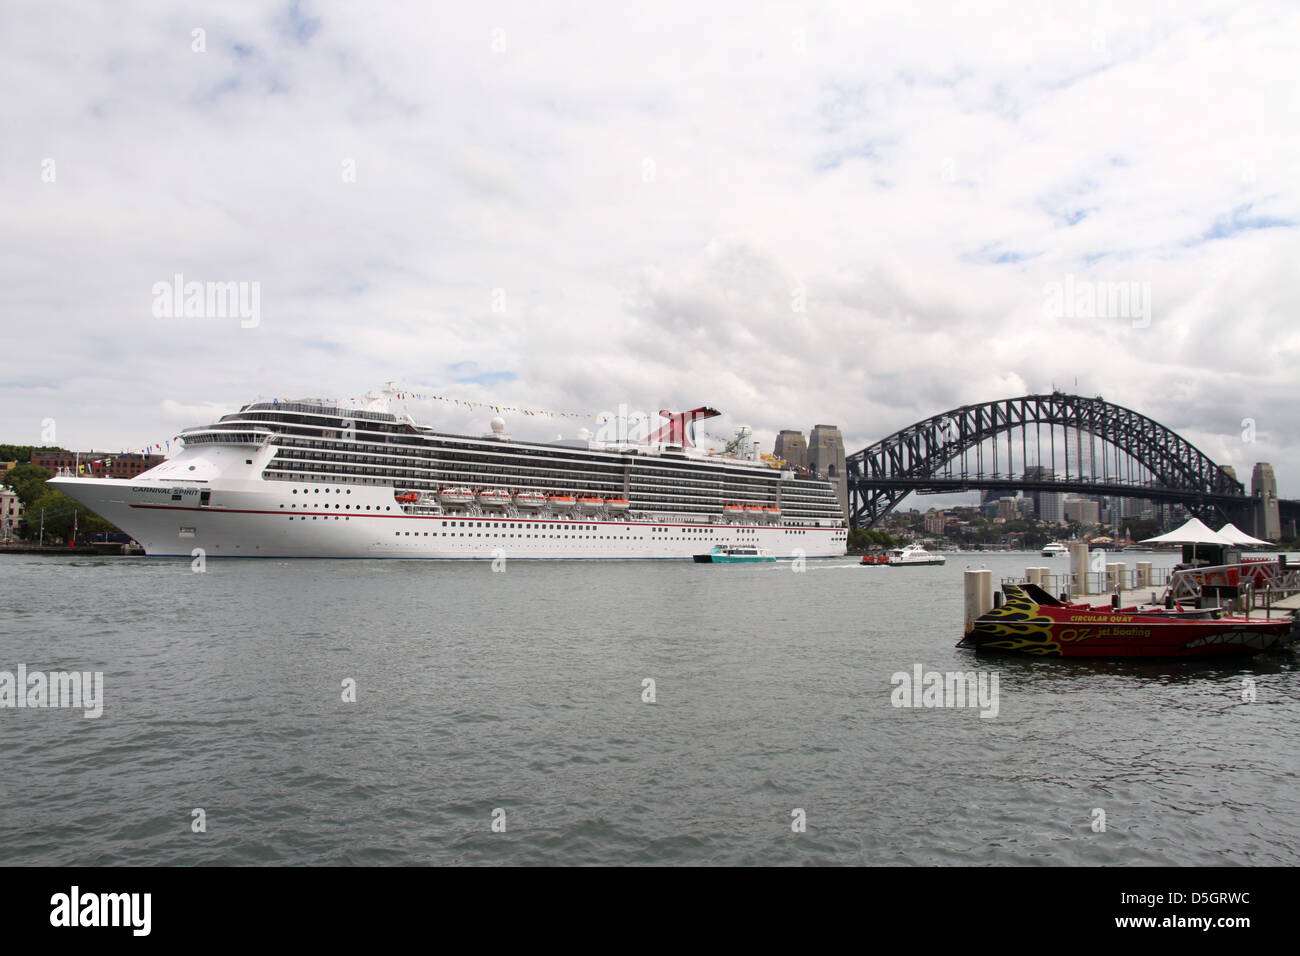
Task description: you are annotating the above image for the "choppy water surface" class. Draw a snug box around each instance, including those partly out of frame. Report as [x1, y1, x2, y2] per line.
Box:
[2, 551, 1297, 865]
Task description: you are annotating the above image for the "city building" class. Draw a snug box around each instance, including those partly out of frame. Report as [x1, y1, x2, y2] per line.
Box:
[30, 449, 165, 479]
[0, 488, 23, 542]
[1119, 496, 1148, 519]
[1021, 465, 1052, 515]
[1064, 497, 1100, 525]
[996, 496, 1020, 520]
[924, 511, 946, 535]
[1039, 491, 1065, 525]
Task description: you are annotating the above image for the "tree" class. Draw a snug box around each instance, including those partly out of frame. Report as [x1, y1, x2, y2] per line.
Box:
[1122, 517, 1159, 542]
[3, 464, 55, 508]
[19, 489, 119, 541]
[0, 444, 35, 463]
[848, 528, 898, 551]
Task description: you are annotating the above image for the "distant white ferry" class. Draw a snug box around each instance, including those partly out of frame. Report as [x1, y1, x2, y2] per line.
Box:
[50, 387, 847, 560]
[887, 544, 945, 566]
[1041, 542, 1069, 557]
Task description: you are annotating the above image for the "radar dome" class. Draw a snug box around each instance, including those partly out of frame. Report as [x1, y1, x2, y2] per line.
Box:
[490, 416, 506, 433]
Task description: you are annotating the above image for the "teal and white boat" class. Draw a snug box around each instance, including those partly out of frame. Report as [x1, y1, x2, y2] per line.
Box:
[693, 545, 776, 563]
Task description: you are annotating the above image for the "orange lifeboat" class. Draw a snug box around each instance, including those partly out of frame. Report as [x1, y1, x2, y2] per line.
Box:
[437, 486, 475, 506]
[394, 492, 419, 503]
[478, 488, 512, 509]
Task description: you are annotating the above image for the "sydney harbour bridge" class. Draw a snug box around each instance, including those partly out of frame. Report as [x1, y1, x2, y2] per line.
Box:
[843, 392, 1292, 535]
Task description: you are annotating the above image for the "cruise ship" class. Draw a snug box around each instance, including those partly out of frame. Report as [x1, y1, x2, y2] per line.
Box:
[49, 388, 848, 559]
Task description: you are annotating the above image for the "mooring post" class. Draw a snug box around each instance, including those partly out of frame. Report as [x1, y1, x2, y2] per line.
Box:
[963, 569, 994, 634]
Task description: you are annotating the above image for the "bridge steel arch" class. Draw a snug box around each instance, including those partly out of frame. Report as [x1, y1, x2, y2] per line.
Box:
[845, 393, 1246, 529]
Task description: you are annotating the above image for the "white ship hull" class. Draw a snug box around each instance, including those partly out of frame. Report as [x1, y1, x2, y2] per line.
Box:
[50, 476, 845, 560]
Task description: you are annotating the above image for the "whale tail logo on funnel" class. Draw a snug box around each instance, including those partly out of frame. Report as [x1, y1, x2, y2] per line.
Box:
[646, 407, 721, 447]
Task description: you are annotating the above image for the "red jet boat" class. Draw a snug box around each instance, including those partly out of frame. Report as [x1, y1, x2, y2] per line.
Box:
[959, 583, 1298, 658]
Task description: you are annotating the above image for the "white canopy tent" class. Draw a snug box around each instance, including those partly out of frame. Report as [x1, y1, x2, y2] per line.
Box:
[1140, 517, 1234, 565]
[1217, 523, 1272, 547]
[1140, 517, 1233, 546]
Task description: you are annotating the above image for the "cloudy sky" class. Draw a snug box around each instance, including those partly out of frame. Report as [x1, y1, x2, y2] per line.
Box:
[3, 1, 1297, 498]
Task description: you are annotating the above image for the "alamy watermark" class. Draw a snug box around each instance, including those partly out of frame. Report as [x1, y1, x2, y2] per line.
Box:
[890, 663, 999, 718]
[152, 273, 260, 328]
[1043, 274, 1150, 328]
[50, 886, 150, 936]
[0, 665, 103, 718]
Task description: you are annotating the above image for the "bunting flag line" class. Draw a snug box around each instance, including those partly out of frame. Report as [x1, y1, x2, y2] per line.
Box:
[334, 391, 618, 423]
[74, 436, 183, 472]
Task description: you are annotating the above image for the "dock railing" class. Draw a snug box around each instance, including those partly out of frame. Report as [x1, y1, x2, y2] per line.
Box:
[1003, 562, 1298, 612]
[1166, 563, 1300, 612]
[1003, 566, 1172, 599]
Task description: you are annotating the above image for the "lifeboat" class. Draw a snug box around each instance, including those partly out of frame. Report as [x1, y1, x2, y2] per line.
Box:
[548, 494, 577, 510]
[763, 506, 781, 522]
[437, 486, 475, 505]
[478, 488, 512, 509]
[577, 496, 604, 513]
[514, 490, 546, 509]
[722, 504, 744, 516]
[743, 506, 765, 520]
[394, 491, 419, 503]
[606, 497, 630, 512]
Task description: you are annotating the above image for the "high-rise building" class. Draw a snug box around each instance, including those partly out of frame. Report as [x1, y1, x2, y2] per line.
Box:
[1022, 465, 1052, 515]
[924, 511, 946, 535]
[1075, 429, 1095, 480]
[1120, 497, 1147, 519]
[1039, 492, 1065, 525]
[1099, 496, 1122, 526]
[1064, 498, 1100, 525]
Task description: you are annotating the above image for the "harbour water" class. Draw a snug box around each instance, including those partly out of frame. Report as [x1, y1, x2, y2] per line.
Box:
[2, 551, 1297, 866]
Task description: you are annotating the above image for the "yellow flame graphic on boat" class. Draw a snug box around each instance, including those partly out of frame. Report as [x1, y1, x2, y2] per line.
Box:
[971, 588, 1061, 655]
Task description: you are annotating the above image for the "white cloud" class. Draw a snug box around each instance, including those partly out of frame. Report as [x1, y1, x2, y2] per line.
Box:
[1, 0, 1297, 500]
